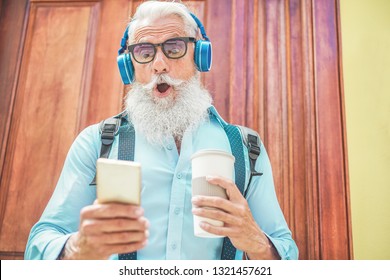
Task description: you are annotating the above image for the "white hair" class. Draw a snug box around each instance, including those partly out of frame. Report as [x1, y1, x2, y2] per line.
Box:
[127, 0, 198, 44]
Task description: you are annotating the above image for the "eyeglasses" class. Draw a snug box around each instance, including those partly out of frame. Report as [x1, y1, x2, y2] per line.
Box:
[128, 37, 196, 64]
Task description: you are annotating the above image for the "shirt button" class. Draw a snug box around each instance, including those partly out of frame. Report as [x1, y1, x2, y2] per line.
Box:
[174, 207, 180, 215]
[176, 173, 182, 179]
[167, 144, 173, 150]
[171, 244, 177, 250]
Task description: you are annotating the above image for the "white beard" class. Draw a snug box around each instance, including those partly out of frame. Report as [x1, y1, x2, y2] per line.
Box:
[125, 74, 213, 147]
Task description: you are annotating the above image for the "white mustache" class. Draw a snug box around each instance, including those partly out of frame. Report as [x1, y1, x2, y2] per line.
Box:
[143, 74, 185, 91]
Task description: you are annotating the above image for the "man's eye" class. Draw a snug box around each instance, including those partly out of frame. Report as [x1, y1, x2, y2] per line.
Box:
[138, 49, 154, 59]
[168, 48, 180, 55]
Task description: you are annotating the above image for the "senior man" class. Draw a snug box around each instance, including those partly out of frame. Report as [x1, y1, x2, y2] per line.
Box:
[25, 0, 298, 260]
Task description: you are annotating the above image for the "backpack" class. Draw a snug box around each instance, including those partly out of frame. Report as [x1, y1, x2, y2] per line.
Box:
[90, 107, 262, 260]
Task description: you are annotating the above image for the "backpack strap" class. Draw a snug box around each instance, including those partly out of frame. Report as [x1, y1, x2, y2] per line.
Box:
[208, 107, 263, 260]
[237, 125, 263, 195]
[220, 123, 247, 260]
[89, 115, 121, 185]
[117, 117, 137, 261]
[208, 109, 247, 260]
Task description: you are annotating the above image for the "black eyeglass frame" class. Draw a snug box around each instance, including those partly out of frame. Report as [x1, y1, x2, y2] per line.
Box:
[127, 37, 196, 64]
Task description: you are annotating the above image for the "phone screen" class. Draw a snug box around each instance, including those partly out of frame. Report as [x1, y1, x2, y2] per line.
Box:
[96, 158, 141, 205]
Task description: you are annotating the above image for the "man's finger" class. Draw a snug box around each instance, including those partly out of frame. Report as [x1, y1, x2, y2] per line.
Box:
[192, 195, 248, 217]
[102, 240, 148, 256]
[80, 203, 144, 219]
[89, 230, 149, 245]
[205, 176, 243, 201]
[192, 206, 241, 225]
[198, 221, 239, 238]
[81, 217, 149, 234]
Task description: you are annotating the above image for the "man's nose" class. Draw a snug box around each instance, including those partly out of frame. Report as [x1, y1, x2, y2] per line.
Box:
[152, 47, 169, 74]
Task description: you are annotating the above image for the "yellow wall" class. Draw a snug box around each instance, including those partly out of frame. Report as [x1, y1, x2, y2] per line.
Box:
[340, 0, 390, 259]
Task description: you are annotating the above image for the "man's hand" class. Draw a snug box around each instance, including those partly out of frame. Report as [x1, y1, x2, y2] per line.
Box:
[59, 202, 149, 260]
[191, 176, 280, 260]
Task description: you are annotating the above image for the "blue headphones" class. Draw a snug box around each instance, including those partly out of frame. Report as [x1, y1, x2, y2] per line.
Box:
[117, 13, 212, 85]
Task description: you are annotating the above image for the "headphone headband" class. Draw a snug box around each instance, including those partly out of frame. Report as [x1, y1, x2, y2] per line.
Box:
[189, 13, 210, 41]
[118, 26, 130, 55]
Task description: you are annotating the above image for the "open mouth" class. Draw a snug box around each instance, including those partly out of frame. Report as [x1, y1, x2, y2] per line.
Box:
[157, 83, 170, 93]
[154, 83, 171, 97]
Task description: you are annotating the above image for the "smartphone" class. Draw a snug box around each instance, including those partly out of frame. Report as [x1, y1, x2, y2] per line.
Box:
[96, 158, 141, 205]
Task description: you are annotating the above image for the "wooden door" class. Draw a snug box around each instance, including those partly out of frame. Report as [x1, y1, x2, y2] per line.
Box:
[0, 0, 352, 259]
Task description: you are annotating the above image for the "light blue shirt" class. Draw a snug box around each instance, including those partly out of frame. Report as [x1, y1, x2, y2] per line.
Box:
[25, 108, 298, 260]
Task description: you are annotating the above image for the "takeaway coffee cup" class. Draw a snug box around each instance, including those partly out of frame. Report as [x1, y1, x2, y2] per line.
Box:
[191, 149, 235, 238]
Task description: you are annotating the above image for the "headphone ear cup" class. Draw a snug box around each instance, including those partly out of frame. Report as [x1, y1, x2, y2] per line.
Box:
[117, 53, 135, 85]
[194, 40, 212, 72]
